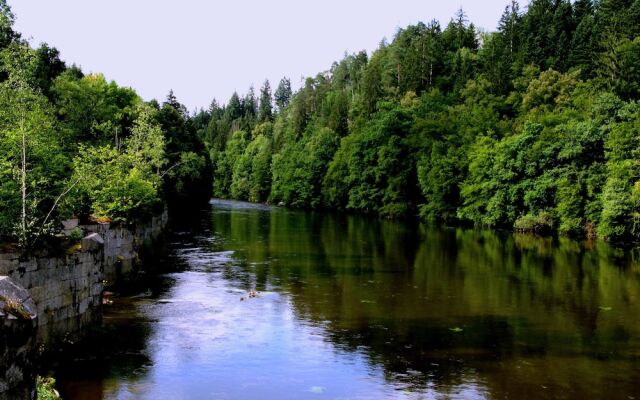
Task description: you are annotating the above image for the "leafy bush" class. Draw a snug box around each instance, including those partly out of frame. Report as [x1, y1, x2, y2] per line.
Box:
[514, 212, 555, 235]
[36, 376, 60, 400]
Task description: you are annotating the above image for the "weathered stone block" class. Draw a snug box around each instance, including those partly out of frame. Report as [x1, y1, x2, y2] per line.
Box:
[81, 233, 104, 253]
[0, 277, 37, 321]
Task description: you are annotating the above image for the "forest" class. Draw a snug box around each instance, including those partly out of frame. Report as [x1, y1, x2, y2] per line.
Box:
[1, 0, 640, 247]
[0, 0, 210, 247]
[198, 0, 640, 242]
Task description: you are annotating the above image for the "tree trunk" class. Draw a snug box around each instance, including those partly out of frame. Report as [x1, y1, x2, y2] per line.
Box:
[20, 112, 27, 239]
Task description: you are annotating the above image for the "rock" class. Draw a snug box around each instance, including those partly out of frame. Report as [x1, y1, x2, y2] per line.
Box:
[0, 276, 37, 320]
[81, 233, 104, 252]
[62, 218, 79, 232]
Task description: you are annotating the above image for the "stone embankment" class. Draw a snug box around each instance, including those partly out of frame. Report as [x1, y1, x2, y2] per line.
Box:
[0, 209, 168, 398]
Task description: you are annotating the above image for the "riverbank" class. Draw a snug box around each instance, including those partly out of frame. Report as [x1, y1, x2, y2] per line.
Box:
[0, 208, 168, 398]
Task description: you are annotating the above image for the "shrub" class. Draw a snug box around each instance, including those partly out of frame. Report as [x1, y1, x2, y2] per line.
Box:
[514, 212, 555, 235]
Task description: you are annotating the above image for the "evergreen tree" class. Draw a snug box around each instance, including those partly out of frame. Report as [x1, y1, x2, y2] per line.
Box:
[274, 77, 292, 111]
[569, 0, 595, 73]
[243, 86, 257, 119]
[258, 79, 273, 122]
[165, 89, 188, 117]
[226, 92, 242, 121]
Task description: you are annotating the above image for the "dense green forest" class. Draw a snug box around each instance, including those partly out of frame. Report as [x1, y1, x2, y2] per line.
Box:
[2, 0, 640, 247]
[0, 1, 210, 247]
[196, 0, 640, 242]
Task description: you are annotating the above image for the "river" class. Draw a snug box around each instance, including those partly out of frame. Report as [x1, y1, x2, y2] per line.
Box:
[48, 199, 640, 399]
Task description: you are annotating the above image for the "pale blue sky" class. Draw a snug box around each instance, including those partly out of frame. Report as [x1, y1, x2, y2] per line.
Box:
[11, 1, 516, 111]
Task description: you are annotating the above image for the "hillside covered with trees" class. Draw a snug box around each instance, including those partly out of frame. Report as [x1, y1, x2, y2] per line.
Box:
[2, 0, 640, 247]
[197, 0, 640, 242]
[0, 0, 210, 247]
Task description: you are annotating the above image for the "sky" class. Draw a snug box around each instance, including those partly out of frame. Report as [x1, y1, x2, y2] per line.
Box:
[11, 1, 514, 111]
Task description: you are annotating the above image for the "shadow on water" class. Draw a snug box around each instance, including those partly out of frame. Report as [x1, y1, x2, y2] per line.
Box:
[50, 199, 640, 399]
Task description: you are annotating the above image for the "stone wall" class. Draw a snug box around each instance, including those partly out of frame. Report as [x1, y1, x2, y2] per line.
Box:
[81, 208, 168, 282]
[0, 209, 168, 399]
[0, 208, 168, 335]
[0, 237, 103, 333]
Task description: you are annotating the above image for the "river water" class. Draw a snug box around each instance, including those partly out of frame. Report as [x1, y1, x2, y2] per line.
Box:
[50, 199, 640, 399]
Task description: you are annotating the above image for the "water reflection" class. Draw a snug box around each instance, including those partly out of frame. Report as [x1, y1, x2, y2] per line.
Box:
[53, 200, 640, 399]
[207, 200, 640, 399]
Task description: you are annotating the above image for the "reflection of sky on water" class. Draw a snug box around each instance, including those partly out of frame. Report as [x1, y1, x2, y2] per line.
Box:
[101, 246, 487, 400]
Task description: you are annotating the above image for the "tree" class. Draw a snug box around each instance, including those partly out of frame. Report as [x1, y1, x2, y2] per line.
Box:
[69, 145, 161, 224]
[213, 130, 248, 197]
[52, 71, 139, 146]
[599, 101, 640, 240]
[258, 79, 273, 122]
[34, 43, 66, 97]
[158, 92, 210, 202]
[0, 43, 65, 244]
[0, 0, 18, 51]
[598, 36, 640, 99]
[126, 103, 166, 175]
[274, 77, 292, 111]
[243, 86, 257, 119]
[165, 89, 188, 117]
[226, 92, 242, 121]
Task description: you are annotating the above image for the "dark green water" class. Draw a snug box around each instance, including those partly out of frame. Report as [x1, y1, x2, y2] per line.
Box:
[52, 199, 640, 399]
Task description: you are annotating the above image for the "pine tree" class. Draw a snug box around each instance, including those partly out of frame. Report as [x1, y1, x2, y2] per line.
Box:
[274, 77, 292, 111]
[569, 9, 596, 77]
[258, 79, 273, 122]
[226, 92, 242, 121]
[243, 86, 257, 118]
[165, 89, 188, 117]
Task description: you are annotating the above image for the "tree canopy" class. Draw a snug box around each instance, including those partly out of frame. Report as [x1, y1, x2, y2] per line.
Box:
[197, 0, 640, 243]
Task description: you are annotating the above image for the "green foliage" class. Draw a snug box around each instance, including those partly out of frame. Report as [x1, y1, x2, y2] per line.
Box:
[274, 77, 292, 111]
[199, 0, 640, 244]
[157, 91, 211, 203]
[0, 43, 66, 244]
[0, 1, 209, 246]
[36, 376, 60, 400]
[68, 227, 83, 242]
[598, 102, 640, 240]
[52, 71, 138, 145]
[213, 130, 248, 198]
[68, 145, 161, 223]
[271, 127, 339, 208]
[323, 108, 414, 217]
[514, 212, 554, 234]
[230, 128, 272, 202]
[258, 80, 273, 122]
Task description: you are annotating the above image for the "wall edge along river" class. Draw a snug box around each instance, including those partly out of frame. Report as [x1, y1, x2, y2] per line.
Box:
[0, 208, 168, 399]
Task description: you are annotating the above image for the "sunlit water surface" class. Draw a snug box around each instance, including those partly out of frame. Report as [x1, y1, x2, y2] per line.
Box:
[51, 200, 640, 399]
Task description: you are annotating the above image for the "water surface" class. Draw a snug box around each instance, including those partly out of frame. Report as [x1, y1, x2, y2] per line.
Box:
[52, 199, 640, 399]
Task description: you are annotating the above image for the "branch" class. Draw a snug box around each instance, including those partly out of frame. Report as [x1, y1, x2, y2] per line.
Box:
[160, 160, 189, 179]
[40, 175, 83, 230]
